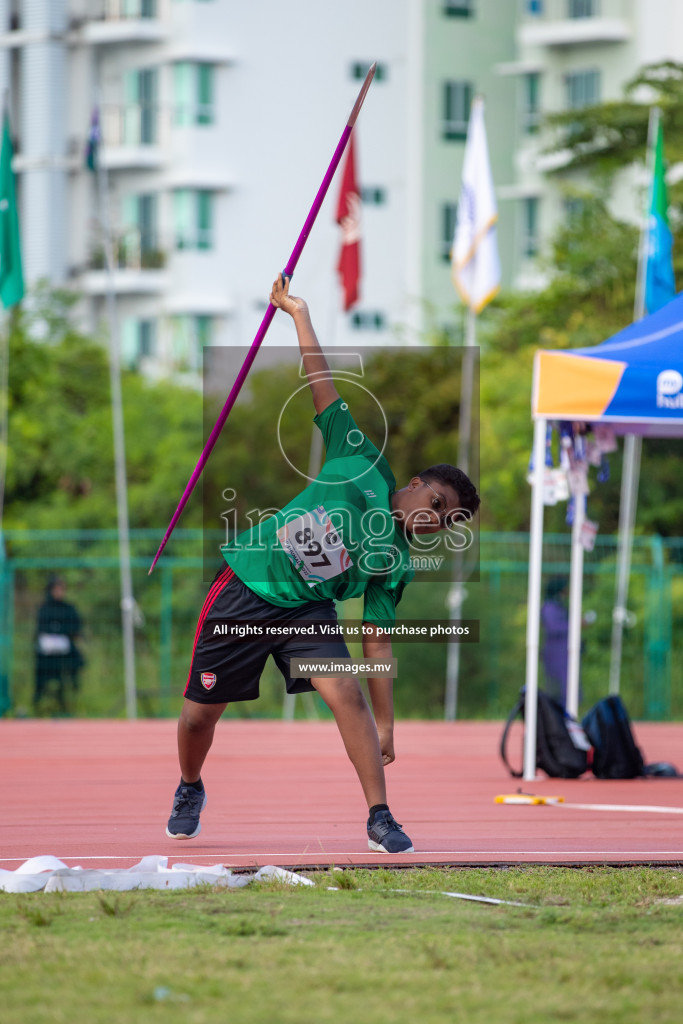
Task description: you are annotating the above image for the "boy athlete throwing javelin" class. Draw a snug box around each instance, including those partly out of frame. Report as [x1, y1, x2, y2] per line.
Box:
[167, 274, 480, 853]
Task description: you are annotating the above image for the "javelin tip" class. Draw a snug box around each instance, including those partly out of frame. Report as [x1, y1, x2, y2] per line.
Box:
[148, 545, 164, 575]
[347, 62, 377, 127]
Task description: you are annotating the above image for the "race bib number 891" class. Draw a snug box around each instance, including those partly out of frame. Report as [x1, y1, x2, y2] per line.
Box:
[277, 505, 353, 587]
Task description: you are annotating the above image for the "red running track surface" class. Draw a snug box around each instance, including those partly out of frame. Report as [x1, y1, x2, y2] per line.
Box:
[3, 720, 683, 870]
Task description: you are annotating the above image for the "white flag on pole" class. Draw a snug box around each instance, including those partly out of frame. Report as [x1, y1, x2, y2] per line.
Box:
[451, 96, 501, 313]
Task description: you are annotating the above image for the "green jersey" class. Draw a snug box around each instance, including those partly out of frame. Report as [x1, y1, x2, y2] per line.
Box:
[222, 397, 414, 626]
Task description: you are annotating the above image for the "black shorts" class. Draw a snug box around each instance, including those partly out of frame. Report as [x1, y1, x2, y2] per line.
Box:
[184, 565, 351, 704]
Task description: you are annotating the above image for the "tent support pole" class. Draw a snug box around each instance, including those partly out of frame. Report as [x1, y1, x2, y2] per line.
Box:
[523, 417, 546, 780]
[566, 492, 585, 718]
[609, 433, 641, 694]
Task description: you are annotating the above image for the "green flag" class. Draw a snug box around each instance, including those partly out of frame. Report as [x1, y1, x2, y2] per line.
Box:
[645, 112, 675, 314]
[0, 110, 24, 308]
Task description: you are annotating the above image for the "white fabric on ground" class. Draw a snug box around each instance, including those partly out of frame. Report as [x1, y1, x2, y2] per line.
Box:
[0, 855, 314, 893]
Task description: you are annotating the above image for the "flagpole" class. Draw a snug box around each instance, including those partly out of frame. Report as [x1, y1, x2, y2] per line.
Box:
[444, 306, 476, 720]
[446, 94, 497, 721]
[94, 104, 138, 720]
[609, 106, 659, 696]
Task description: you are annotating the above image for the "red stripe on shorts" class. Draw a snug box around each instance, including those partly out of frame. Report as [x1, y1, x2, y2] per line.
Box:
[184, 565, 235, 695]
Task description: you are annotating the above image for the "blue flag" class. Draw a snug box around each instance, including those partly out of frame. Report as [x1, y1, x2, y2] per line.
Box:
[85, 106, 100, 173]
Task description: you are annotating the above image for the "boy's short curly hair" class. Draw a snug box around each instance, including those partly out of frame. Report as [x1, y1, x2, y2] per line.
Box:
[418, 464, 480, 521]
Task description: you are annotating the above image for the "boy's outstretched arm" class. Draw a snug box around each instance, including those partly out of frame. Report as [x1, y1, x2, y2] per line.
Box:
[362, 623, 395, 766]
[270, 274, 340, 415]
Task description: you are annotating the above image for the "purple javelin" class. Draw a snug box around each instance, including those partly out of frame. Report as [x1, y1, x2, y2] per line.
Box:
[149, 64, 376, 574]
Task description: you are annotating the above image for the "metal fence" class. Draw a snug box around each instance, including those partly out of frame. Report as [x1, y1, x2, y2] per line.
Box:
[1, 529, 681, 720]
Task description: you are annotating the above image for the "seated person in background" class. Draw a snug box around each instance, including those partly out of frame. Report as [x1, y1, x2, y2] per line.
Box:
[541, 576, 594, 707]
[34, 576, 84, 715]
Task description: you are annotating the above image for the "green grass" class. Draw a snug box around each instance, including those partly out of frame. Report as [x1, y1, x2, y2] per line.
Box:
[1, 867, 682, 1023]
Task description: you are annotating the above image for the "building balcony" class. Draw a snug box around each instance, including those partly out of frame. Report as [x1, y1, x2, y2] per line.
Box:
[99, 105, 169, 169]
[163, 294, 234, 317]
[0, 3, 166, 48]
[80, 230, 169, 295]
[518, 0, 631, 48]
[80, 1, 168, 46]
[81, 267, 168, 295]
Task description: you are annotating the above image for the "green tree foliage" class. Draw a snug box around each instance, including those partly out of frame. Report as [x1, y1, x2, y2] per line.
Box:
[4, 287, 202, 530]
[546, 60, 683, 274]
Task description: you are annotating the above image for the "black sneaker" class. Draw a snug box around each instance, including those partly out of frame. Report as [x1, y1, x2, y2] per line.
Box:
[166, 782, 207, 839]
[367, 809, 414, 854]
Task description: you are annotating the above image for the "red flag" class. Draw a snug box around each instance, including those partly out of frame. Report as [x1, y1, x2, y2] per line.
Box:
[336, 133, 361, 310]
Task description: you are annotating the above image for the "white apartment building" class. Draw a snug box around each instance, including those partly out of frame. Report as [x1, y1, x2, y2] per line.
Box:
[5, 0, 678, 373]
[0, 0, 428, 377]
[500, 0, 683, 289]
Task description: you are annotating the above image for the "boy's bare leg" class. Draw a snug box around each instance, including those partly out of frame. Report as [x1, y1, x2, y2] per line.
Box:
[310, 676, 386, 808]
[177, 698, 227, 782]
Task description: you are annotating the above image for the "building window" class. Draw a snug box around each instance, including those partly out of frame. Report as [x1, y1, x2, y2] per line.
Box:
[350, 62, 387, 82]
[568, 0, 598, 17]
[526, 0, 544, 12]
[173, 190, 214, 250]
[350, 311, 386, 331]
[441, 203, 458, 262]
[123, 67, 158, 145]
[121, 193, 161, 265]
[171, 315, 213, 371]
[443, 81, 472, 140]
[565, 69, 600, 109]
[522, 197, 539, 258]
[173, 62, 215, 126]
[121, 318, 157, 369]
[139, 318, 156, 356]
[115, 0, 157, 15]
[195, 315, 213, 348]
[360, 186, 387, 205]
[523, 72, 541, 134]
[443, 0, 474, 16]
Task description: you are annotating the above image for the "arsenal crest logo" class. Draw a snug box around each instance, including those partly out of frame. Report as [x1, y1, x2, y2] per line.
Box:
[201, 672, 217, 691]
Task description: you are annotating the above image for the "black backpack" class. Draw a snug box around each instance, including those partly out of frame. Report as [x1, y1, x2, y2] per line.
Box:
[501, 688, 590, 779]
[581, 696, 644, 779]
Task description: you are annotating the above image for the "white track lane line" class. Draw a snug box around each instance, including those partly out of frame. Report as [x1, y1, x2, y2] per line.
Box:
[554, 803, 683, 815]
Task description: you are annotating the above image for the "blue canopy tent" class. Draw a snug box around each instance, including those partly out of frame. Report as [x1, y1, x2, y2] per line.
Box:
[523, 292, 683, 779]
